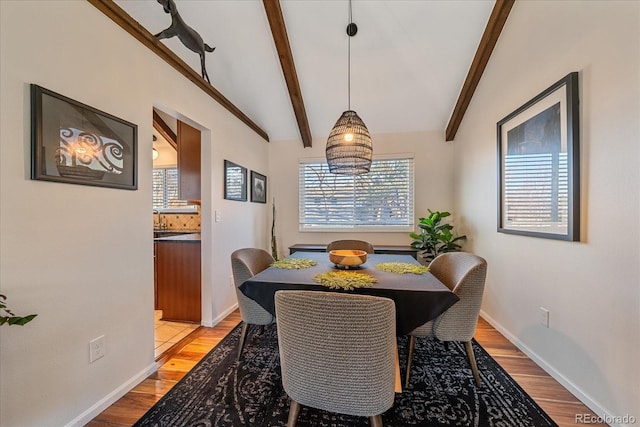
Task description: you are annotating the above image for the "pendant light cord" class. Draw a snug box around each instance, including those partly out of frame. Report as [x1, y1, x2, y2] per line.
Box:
[348, 0, 352, 110]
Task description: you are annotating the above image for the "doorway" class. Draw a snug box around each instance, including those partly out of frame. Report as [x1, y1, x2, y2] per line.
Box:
[152, 108, 203, 358]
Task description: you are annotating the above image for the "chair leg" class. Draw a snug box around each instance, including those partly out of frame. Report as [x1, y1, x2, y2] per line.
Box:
[369, 415, 383, 427]
[464, 341, 481, 387]
[236, 322, 249, 362]
[404, 335, 416, 388]
[286, 399, 301, 427]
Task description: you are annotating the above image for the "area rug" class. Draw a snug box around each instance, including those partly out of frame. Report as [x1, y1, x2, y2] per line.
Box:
[134, 324, 557, 427]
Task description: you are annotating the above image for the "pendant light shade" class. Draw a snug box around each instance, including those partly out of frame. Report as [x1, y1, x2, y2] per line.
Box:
[326, 110, 372, 175]
[326, 0, 372, 175]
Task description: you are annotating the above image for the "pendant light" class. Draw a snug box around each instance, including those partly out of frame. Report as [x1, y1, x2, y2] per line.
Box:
[326, 0, 372, 175]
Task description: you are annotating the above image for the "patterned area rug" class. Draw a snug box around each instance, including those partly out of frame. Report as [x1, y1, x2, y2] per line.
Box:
[134, 324, 557, 427]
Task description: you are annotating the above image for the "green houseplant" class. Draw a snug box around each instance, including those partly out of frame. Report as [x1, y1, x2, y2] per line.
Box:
[0, 294, 37, 326]
[410, 210, 467, 264]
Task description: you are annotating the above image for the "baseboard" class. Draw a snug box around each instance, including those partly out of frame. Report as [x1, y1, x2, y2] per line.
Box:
[63, 362, 157, 427]
[479, 310, 629, 427]
[202, 303, 238, 327]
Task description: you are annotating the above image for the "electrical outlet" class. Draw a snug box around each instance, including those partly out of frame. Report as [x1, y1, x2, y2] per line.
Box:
[215, 210, 221, 222]
[229, 276, 235, 287]
[89, 335, 106, 363]
[539, 307, 549, 328]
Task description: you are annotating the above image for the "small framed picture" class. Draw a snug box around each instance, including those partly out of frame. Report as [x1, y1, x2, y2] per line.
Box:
[250, 171, 267, 204]
[31, 84, 138, 190]
[224, 160, 247, 201]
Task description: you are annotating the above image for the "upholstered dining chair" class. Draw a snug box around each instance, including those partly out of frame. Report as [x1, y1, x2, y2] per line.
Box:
[405, 252, 487, 388]
[326, 239, 375, 254]
[230, 248, 275, 362]
[275, 290, 396, 427]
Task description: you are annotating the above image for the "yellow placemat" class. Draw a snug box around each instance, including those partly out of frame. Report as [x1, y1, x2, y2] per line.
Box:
[313, 271, 377, 290]
[271, 258, 318, 269]
[375, 262, 429, 275]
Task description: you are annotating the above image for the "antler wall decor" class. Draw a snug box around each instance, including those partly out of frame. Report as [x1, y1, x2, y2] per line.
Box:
[155, 0, 215, 83]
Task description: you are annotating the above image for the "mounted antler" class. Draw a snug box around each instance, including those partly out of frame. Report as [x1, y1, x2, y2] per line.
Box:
[155, 0, 215, 83]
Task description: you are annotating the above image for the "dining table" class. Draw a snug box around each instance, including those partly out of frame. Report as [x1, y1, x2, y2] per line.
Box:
[239, 251, 459, 336]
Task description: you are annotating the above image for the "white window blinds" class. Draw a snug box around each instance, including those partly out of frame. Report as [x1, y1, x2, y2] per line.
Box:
[152, 168, 193, 210]
[299, 157, 414, 231]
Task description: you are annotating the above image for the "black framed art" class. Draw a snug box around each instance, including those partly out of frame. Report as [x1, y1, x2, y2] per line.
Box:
[250, 171, 267, 203]
[224, 160, 247, 201]
[31, 84, 137, 190]
[497, 72, 580, 241]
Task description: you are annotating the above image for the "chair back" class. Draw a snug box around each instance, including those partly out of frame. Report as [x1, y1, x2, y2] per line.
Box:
[275, 290, 396, 417]
[326, 239, 375, 254]
[429, 252, 487, 341]
[231, 248, 275, 325]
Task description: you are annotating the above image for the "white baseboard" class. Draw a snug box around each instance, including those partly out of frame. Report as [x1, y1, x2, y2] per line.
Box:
[479, 310, 631, 427]
[202, 303, 238, 327]
[64, 362, 157, 427]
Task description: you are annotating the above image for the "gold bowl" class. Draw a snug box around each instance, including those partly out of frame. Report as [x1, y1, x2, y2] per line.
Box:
[329, 250, 368, 269]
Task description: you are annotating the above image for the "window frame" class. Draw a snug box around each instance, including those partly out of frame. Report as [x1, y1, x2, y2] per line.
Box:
[152, 167, 198, 213]
[298, 154, 415, 233]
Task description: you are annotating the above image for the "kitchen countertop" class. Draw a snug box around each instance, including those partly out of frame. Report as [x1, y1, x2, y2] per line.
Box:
[154, 233, 201, 242]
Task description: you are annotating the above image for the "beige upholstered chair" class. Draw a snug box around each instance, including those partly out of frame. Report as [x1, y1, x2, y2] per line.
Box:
[405, 252, 487, 388]
[275, 290, 396, 427]
[326, 239, 375, 254]
[230, 248, 275, 361]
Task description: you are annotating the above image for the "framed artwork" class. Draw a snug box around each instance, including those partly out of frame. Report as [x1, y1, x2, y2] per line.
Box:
[31, 84, 137, 190]
[250, 171, 267, 203]
[497, 72, 580, 241]
[224, 160, 247, 201]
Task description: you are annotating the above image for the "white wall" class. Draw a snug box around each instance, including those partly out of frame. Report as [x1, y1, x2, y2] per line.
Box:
[0, 1, 269, 426]
[452, 1, 639, 423]
[268, 131, 455, 257]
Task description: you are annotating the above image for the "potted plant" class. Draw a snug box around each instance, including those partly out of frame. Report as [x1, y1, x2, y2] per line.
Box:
[410, 210, 467, 265]
[0, 294, 37, 326]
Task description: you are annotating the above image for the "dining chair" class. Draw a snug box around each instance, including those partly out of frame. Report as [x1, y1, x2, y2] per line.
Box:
[275, 290, 396, 427]
[326, 239, 375, 254]
[405, 252, 487, 388]
[230, 248, 275, 362]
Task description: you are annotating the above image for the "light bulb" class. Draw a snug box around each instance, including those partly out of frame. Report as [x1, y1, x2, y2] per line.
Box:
[152, 148, 159, 160]
[344, 133, 354, 142]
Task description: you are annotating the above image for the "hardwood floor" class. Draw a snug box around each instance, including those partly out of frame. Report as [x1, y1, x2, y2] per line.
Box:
[87, 311, 604, 427]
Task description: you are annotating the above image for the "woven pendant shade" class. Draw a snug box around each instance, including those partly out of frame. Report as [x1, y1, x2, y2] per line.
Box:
[326, 110, 372, 175]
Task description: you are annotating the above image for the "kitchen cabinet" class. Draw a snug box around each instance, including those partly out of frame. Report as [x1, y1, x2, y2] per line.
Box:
[178, 120, 201, 201]
[155, 236, 201, 323]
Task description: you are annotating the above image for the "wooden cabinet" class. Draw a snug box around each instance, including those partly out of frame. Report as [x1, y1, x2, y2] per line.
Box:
[288, 244, 419, 259]
[155, 240, 201, 323]
[178, 120, 201, 201]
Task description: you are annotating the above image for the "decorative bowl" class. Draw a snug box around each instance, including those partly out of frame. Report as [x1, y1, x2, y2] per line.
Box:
[329, 250, 368, 269]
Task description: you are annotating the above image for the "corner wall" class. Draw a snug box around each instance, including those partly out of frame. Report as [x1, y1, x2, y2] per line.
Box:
[452, 1, 639, 423]
[0, 1, 269, 425]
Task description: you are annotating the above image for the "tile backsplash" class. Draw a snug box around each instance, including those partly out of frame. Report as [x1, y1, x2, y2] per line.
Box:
[153, 207, 201, 231]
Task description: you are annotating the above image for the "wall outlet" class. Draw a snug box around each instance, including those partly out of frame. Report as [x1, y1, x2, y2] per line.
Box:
[215, 210, 221, 222]
[229, 276, 235, 287]
[89, 335, 106, 363]
[539, 307, 550, 328]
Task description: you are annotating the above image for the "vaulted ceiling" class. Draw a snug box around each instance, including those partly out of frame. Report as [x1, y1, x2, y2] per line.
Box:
[109, 0, 511, 146]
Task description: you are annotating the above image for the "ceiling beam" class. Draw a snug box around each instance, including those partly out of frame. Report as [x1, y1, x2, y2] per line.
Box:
[263, 0, 313, 148]
[445, 0, 515, 141]
[153, 110, 177, 150]
[87, 0, 270, 142]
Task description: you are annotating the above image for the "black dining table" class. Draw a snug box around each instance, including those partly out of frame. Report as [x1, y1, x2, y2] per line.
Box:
[239, 251, 459, 335]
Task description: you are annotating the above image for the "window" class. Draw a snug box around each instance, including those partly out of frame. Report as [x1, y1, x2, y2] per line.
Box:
[299, 156, 414, 231]
[152, 168, 197, 211]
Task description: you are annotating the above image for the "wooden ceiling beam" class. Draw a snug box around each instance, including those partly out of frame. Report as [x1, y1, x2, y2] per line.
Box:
[445, 0, 515, 141]
[87, 0, 270, 142]
[153, 110, 177, 150]
[263, 0, 313, 148]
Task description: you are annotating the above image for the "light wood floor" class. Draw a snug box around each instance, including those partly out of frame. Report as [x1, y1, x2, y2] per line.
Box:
[87, 311, 604, 427]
